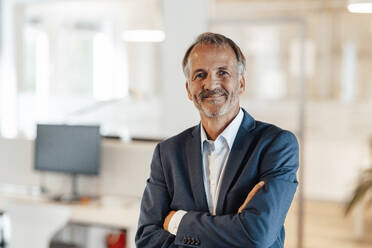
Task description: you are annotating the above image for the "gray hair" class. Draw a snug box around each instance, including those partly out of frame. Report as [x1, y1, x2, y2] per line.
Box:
[182, 32, 246, 79]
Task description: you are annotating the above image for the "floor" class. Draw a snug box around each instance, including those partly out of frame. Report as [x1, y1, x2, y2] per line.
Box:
[285, 200, 372, 248]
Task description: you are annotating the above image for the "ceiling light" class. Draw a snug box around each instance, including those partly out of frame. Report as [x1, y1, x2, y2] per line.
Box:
[122, 30, 165, 42]
[348, 0, 372, 13]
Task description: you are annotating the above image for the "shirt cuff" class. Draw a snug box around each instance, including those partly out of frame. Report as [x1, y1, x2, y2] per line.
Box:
[168, 210, 187, 235]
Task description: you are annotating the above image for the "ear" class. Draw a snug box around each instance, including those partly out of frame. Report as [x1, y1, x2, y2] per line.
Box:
[185, 81, 193, 100]
[239, 76, 246, 95]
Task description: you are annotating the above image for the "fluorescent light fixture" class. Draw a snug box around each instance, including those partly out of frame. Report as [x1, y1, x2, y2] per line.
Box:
[122, 30, 165, 42]
[348, 0, 372, 13]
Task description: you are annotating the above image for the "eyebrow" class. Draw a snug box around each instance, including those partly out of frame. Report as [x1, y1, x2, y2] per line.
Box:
[192, 69, 205, 76]
[193, 66, 230, 74]
[217, 66, 229, 71]
[191, 66, 232, 78]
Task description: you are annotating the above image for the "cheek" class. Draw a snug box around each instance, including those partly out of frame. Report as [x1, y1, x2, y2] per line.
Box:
[187, 84, 198, 100]
[224, 80, 239, 93]
[190, 83, 200, 93]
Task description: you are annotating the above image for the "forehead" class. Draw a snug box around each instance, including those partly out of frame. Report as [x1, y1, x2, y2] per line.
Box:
[188, 44, 238, 71]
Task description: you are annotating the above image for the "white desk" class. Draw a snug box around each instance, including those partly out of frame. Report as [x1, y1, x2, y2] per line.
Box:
[0, 193, 140, 248]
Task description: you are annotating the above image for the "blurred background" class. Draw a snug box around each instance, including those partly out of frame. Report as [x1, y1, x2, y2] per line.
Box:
[0, 0, 372, 247]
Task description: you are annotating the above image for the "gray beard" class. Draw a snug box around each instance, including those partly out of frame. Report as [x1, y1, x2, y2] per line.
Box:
[196, 91, 239, 118]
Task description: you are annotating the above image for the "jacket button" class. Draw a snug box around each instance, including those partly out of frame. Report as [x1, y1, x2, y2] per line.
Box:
[189, 238, 194, 245]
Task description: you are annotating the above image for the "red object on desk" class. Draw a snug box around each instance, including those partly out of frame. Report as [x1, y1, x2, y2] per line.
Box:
[106, 231, 126, 248]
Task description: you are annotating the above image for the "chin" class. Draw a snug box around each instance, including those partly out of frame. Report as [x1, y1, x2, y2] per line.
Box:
[200, 106, 229, 118]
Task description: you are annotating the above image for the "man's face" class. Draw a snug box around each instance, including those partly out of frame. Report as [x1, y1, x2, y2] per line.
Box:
[185, 44, 245, 118]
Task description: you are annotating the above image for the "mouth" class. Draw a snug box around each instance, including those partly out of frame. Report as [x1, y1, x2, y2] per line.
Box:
[204, 95, 224, 99]
[201, 93, 227, 101]
[199, 88, 228, 102]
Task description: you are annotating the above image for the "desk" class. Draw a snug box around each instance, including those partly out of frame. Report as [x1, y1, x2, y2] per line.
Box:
[0, 193, 140, 248]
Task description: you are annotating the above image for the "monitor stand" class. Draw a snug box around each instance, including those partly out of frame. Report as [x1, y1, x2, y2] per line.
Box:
[52, 174, 81, 203]
[50, 174, 97, 203]
[70, 174, 80, 202]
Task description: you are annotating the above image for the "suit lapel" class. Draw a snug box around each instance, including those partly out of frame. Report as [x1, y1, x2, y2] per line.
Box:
[215, 110, 256, 215]
[185, 124, 209, 211]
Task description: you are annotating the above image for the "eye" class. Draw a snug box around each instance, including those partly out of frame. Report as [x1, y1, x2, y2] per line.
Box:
[217, 70, 228, 77]
[193, 72, 206, 80]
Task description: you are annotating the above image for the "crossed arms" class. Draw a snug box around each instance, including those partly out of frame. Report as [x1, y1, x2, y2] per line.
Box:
[163, 181, 266, 231]
[136, 130, 299, 248]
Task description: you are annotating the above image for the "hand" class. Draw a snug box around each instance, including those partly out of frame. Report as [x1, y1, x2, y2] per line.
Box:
[163, 210, 176, 231]
[238, 181, 265, 214]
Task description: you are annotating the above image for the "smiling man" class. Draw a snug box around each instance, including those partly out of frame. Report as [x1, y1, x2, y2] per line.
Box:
[135, 32, 299, 248]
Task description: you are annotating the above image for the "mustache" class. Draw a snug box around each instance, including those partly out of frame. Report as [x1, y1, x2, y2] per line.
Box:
[198, 88, 228, 100]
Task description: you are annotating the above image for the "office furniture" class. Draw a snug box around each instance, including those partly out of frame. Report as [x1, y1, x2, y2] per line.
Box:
[0, 194, 139, 248]
[5, 200, 70, 248]
[50, 241, 80, 248]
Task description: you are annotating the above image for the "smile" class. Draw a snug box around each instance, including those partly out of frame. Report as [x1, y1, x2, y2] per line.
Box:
[202, 94, 226, 100]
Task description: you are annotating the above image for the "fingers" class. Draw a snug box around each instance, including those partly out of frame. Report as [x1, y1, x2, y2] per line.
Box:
[238, 181, 265, 214]
[163, 210, 176, 231]
[246, 181, 265, 202]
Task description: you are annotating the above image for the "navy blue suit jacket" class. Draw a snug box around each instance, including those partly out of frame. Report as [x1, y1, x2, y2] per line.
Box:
[136, 109, 299, 248]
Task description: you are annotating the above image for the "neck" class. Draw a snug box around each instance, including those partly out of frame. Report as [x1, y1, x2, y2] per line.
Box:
[201, 105, 240, 141]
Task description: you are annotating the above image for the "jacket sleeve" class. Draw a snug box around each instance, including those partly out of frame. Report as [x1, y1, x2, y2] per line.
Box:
[135, 144, 177, 248]
[174, 130, 299, 248]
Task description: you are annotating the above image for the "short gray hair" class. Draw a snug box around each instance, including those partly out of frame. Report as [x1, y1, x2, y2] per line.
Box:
[182, 32, 246, 78]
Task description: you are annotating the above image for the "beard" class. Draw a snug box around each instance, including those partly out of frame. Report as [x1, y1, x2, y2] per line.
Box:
[193, 85, 240, 118]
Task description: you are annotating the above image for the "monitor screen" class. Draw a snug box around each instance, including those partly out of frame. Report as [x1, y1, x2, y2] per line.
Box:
[34, 124, 101, 175]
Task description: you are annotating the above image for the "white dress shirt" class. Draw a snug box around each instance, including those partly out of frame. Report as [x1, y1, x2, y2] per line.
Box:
[167, 108, 244, 235]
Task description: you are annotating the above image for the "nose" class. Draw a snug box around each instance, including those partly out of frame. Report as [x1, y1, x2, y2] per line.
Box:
[202, 72, 219, 91]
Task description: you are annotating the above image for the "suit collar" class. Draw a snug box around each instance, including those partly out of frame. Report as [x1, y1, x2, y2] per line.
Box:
[191, 122, 200, 137]
[187, 124, 209, 211]
[238, 108, 256, 134]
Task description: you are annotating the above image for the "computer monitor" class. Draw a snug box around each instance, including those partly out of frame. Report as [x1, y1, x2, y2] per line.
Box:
[34, 124, 101, 200]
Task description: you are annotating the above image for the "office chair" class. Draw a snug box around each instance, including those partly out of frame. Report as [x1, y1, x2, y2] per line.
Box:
[5, 200, 70, 248]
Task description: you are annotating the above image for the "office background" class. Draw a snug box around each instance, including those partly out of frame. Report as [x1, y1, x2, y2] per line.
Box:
[0, 0, 372, 247]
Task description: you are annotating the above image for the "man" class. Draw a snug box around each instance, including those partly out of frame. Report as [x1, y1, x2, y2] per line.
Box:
[136, 32, 299, 248]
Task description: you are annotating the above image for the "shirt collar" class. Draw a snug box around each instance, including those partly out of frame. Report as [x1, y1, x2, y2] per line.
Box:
[200, 108, 244, 152]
